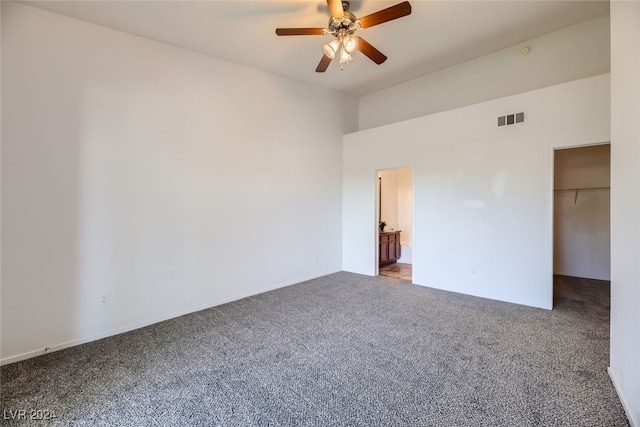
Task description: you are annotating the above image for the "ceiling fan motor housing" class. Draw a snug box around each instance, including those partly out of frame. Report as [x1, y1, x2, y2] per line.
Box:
[328, 11, 358, 37]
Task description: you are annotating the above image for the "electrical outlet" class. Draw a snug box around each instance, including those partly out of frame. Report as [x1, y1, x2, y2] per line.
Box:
[100, 294, 109, 306]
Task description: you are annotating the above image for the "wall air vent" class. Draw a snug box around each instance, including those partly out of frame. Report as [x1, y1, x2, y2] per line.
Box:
[498, 112, 525, 127]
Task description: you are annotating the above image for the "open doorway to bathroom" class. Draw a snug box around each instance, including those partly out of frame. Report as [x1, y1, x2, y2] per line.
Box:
[377, 167, 413, 281]
[553, 144, 610, 309]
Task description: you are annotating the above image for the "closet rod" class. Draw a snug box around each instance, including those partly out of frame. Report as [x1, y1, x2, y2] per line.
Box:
[554, 187, 610, 204]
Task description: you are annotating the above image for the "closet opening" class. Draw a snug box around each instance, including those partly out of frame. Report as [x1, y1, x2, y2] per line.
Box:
[376, 167, 413, 281]
[553, 144, 611, 308]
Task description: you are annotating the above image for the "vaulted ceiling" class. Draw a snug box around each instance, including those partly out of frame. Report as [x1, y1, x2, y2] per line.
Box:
[22, 1, 610, 96]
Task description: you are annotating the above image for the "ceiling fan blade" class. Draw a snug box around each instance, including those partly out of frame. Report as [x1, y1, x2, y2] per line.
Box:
[275, 28, 325, 36]
[327, 0, 344, 19]
[358, 1, 412, 29]
[357, 37, 387, 65]
[316, 54, 332, 73]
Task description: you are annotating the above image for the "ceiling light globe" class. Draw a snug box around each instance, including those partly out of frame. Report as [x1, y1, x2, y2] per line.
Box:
[343, 36, 358, 54]
[323, 39, 340, 59]
[339, 50, 353, 64]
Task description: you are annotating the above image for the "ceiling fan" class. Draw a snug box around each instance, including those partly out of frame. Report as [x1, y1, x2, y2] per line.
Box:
[275, 0, 412, 72]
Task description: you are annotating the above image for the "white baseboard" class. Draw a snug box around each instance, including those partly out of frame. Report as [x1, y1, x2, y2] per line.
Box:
[608, 367, 638, 427]
[0, 269, 341, 366]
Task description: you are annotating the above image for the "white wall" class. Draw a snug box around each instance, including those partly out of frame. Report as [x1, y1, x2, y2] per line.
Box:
[359, 14, 610, 130]
[609, 2, 640, 426]
[554, 145, 611, 280]
[1, 2, 357, 364]
[344, 74, 610, 309]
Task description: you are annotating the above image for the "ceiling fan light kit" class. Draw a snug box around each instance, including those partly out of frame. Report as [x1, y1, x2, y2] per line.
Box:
[276, 0, 412, 73]
[323, 35, 357, 68]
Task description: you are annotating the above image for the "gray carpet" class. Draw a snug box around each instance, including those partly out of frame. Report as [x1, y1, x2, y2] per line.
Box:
[0, 272, 629, 426]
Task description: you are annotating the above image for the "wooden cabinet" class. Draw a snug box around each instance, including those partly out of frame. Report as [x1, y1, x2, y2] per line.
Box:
[379, 231, 401, 267]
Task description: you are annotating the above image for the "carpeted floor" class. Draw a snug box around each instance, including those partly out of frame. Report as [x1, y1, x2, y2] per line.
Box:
[0, 273, 629, 426]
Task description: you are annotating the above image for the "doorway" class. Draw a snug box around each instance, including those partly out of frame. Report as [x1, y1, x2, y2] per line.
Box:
[553, 144, 611, 307]
[377, 167, 413, 281]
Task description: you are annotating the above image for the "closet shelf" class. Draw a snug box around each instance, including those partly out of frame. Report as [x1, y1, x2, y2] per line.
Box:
[554, 187, 610, 192]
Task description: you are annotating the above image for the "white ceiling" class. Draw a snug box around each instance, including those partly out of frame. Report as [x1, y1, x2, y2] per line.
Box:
[22, 0, 609, 97]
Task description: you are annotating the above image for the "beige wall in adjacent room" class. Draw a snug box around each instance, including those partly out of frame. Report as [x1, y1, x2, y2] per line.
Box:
[379, 168, 413, 245]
